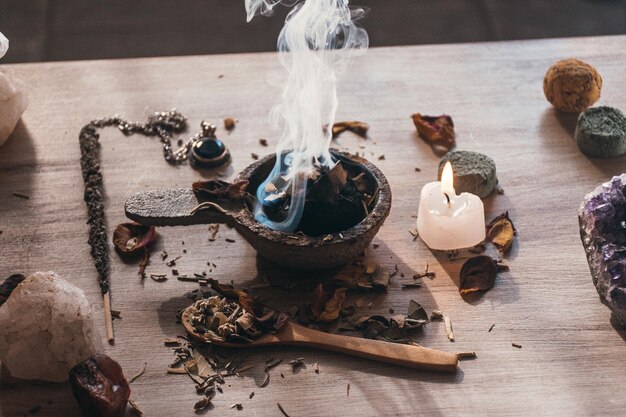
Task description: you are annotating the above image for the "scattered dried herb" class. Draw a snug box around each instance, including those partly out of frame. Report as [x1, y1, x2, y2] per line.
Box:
[230, 403, 243, 410]
[165, 256, 181, 267]
[332, 121, 369, 139]
[249, 392, 255, 399]
[350, 300, 429, 343]
[208, 224, 220, 241]
[128, 363, 146, 384]
[149, 274, 167, 282]
[225, 238, 236, 243]
[224, 117, 236, 131]
[486, 212, 517, 254]
[347, 383, 350, 397]
[193, 179, 249, 201]
[314, 363, 319, 374]
[444, 316, 454, 342]
[259, 138, 268, 146]
[69, 354, 130, 417]
[411, 113, 456, 155]
[333, 261, 390, 292]
[288, 358, 305, 372]
[261, 372, 270, 387]
[430, 310, 443, 320]
[512, 343, 522, 349]
[194, 397, 211, 411]
[457, 352, 477, 360]
[459, 256, 509, 295]
[265, 358, 282, 371]
[488, 324, 495, 332]
[311, 284, 347, 322]
[0, 274, 25, 307]
[277, 402, 290, 417]
[251, 153, 259, 160]
[187, 279, 289, 343]
[12, 191, 29, 199]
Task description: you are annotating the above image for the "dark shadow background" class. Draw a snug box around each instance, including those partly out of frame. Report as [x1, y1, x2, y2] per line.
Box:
[0, 0, 625, 63]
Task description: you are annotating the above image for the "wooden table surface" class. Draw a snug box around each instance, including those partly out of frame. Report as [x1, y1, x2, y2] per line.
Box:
[1, 35, 625, 417]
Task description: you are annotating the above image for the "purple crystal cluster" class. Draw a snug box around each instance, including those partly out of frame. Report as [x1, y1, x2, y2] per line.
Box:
[579, 174, 626, 325]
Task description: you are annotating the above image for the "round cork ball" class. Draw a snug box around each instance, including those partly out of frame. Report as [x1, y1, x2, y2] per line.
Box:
[543, 58, 602, 113]
[437, 151, 498, 199]
[575, 106, 626, 158]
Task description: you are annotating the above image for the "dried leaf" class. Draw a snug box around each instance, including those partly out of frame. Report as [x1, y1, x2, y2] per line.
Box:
[332, 121, 369, 138]
[486, 212, 517, 253]
[407, 300, 429, 321]
[311, 284, 347, 322]
[444, 316, 454, 342]
[459, 256, 507, 295]
[411, 113, 456, 153]
[112, 223, 157, 255]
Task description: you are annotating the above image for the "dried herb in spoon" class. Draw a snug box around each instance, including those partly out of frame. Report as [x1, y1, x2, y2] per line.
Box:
[186, 279, 288, 343]
[459, 256, 509, 295]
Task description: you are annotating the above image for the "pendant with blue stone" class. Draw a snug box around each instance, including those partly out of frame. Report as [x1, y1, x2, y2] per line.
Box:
[189, 121, 230, 169]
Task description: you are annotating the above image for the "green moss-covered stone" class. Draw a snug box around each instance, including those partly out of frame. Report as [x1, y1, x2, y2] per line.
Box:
[575, 106, 626, 158]
[437, 151, 498, 199]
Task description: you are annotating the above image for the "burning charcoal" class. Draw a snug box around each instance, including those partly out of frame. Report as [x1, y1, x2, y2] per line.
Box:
[69, 354, 130, 417]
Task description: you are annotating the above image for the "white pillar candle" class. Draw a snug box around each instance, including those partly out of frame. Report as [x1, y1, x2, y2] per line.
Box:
[416, 162, 485, 250]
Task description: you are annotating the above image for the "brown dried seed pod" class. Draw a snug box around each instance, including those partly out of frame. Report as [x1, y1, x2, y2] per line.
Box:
[69, 354, 130, 417]
[543, 58, 602, 113]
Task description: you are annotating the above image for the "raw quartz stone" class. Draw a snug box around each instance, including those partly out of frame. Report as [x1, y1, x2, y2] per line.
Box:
[0, 271, 102, 382]
[579, 174, 626, 325]
[0, 31, 28, 147]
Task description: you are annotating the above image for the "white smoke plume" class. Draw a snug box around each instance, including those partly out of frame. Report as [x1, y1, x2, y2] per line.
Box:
[246, 0, 369, 232]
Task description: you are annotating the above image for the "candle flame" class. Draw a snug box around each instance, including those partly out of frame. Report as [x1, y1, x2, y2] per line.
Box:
[441, 161, 455, 197]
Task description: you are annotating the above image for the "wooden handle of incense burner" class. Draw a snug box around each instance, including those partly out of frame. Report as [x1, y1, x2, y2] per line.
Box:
[282, 322, 458, 372]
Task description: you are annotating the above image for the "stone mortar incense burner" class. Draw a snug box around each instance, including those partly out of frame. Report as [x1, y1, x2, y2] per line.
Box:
[579, 174, 626, 325]
[125, 150, 391, 270]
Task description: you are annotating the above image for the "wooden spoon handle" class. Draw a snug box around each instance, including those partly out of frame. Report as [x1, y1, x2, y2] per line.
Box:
[285, 323, 458, 372]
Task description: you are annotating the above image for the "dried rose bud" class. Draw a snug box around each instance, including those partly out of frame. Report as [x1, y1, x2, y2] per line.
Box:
[69, 354, 130, 417]
[112, 223, 156, 255]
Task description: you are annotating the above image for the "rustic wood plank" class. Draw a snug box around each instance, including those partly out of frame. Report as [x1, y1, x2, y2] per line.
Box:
[0, 35, 625, 416]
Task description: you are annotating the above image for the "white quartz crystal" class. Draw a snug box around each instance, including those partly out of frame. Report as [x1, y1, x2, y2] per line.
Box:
[0, 271, 102, 382]
[0, 31, 28, 147]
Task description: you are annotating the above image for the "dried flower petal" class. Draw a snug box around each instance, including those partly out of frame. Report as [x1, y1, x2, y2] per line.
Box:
[411, 113, 455, 154]
[486, 212, 517, 253]
[459, 256, 508, 295]
[311, 284, 347, 322]
[112, 223, 156, 255]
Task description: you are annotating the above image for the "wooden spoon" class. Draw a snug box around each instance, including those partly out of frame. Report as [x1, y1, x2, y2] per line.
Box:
[181, 307, 458, 373]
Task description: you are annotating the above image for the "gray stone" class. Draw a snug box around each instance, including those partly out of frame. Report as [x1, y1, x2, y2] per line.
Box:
[437, 150, 498, 198]
[575, 106, 626, 158]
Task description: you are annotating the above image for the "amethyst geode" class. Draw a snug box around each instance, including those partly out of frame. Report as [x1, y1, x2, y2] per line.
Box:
[579, 174, 626, 326]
